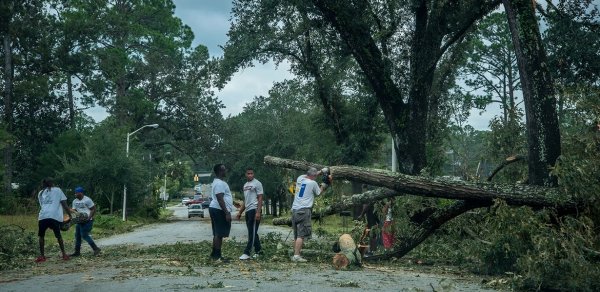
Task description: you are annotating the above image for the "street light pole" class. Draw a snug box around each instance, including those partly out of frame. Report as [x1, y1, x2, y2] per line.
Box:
[163, 172, 167, 200]
[123, 123, 159, 221]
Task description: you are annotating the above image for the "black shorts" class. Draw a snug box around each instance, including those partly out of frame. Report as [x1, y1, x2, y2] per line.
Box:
[38, 218, 62, 238]
[367, 212, 380, 228]
[209, 207, 231, 238]
[366, 208, 380, 228]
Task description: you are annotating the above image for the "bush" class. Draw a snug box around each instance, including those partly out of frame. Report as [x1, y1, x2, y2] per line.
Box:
[0, 225, 37, 270]
[0, 197, 37, 215]
[513, 216, 600, 291]
[93, 214, 133, 235]
[133, 199, 162, 219]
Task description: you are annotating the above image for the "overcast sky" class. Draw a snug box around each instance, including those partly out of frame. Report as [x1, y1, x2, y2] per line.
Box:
[87, 0, 495, 130]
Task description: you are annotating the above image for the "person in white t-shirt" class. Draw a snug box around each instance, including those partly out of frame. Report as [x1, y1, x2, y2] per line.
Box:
[70, 186, 101, 257]
[36, 178, 72, 263]
[291, 167, 332, 262]
[236, 167, 264, 260]
[208, 163, 233, 262]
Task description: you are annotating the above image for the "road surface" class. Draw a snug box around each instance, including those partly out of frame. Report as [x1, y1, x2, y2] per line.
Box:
[96, 205, 291, 247]
[0, 205, 501, 291]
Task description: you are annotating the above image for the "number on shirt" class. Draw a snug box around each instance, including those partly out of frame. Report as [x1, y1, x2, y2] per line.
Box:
[298, 184, 307, 198]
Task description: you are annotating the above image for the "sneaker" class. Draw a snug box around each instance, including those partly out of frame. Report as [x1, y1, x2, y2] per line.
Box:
[62, 254, 70, 261]
[239, 254, 251, 260]
[35, 256, 46, 263]
[291, 255, 307, 262]
[252, 253, 260, 259]
[93, 248, 101, 256]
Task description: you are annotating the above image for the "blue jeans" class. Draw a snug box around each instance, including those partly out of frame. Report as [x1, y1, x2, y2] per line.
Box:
[75, 220, 98, 251]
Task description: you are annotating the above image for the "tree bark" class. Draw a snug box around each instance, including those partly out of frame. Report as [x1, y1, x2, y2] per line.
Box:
[3, 27, 13, 196]
[503, 0, 561, 186]
[264, 156, 580, 210]
[67, 73, 76, 128]
[364, 200, 490, 261]
[310, 0, 409, 171]
[267, 155, 580, 261]
[272, 188, 399, 226]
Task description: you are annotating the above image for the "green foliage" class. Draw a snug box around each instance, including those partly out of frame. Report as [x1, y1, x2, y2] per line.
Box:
[219, 80, 338, 206]
[222, 0, 386, 166]
[0, 197, 37, 215]
[57, 121, 151, 215]
[93, 214, 134, 235]
[443, 125, 489, 179]
[0, 225, 37, 270]
[133, 198, 162, 220]
[460, 12, 522, 123]
[514, 216, 600, 291]
[485, 116, 527, 182]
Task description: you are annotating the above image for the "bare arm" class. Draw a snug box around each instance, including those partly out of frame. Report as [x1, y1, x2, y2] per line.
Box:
[236, 203, 245, 220]
[255, 194, 263, 221]
[89, 205, 96, 220]
[382, 202, 390, 216]
[359, 204, 368, 218]
[61, 200, 72, 218]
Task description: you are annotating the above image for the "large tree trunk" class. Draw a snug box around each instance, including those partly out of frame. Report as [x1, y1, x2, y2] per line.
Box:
[310, 0, 409, 170]
[67, 73, 76, 128]
[503, 0, 561, 186]
[267, 155, 579, 261]
[273, 188, 399, 226]
[265, 156, 579, 210]
[365, 200, 490, 261]
[2, 28, 13, 197]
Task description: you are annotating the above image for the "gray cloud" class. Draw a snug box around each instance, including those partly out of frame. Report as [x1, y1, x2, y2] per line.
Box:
[173, 0, 233, 56]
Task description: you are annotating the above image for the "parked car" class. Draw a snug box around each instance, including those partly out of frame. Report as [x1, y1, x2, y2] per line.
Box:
[185, 197, 212, 208]
[187, 204, 204, 218]
[181, 197, 191, 205]
[200, 197, 212, 209]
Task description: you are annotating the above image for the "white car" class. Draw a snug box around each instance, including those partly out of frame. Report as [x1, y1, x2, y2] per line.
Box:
[181, 197, 191, 205]
[187, 204, 204, 218]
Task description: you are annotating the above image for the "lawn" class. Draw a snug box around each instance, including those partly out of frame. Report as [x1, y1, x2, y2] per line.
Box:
[0, 213, 152, 246]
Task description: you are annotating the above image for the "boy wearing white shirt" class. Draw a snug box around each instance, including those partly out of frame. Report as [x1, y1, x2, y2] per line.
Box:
[70, 186, 101, 257]
[208, 164, 233, 262]
[36, 178, 72, 263]
[236, 167, 264, 260]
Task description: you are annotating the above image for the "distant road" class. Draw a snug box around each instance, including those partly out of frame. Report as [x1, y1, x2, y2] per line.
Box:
[96, 205, 290, 247]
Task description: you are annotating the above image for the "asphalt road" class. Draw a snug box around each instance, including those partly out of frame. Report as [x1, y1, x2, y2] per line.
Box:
[0, 205, 500, 291]
[96, 205, 291, 247]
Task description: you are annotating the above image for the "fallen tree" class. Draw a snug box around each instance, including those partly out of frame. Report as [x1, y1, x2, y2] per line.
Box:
[265, 156, 579, 210]
[266, 155, 583, 261]
[272, 188, 399, 226]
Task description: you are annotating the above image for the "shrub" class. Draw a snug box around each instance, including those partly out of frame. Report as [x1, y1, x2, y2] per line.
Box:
[0, 225, 37, 270]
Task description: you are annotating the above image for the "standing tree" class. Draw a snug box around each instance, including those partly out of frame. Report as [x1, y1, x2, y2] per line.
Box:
[461, 12, 521, 124]
[309, 0, 500, 174]
[0, 0, 13, 196]
[503, 0, 561, 186]
[220, 0, 385, 167]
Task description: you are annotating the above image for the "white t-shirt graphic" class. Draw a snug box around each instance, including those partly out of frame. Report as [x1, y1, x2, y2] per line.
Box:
[291, 175, 321, 211]
[243, 179, 264, 211]
[72, 196, 95, 217]
[38, 187, 67, 222]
